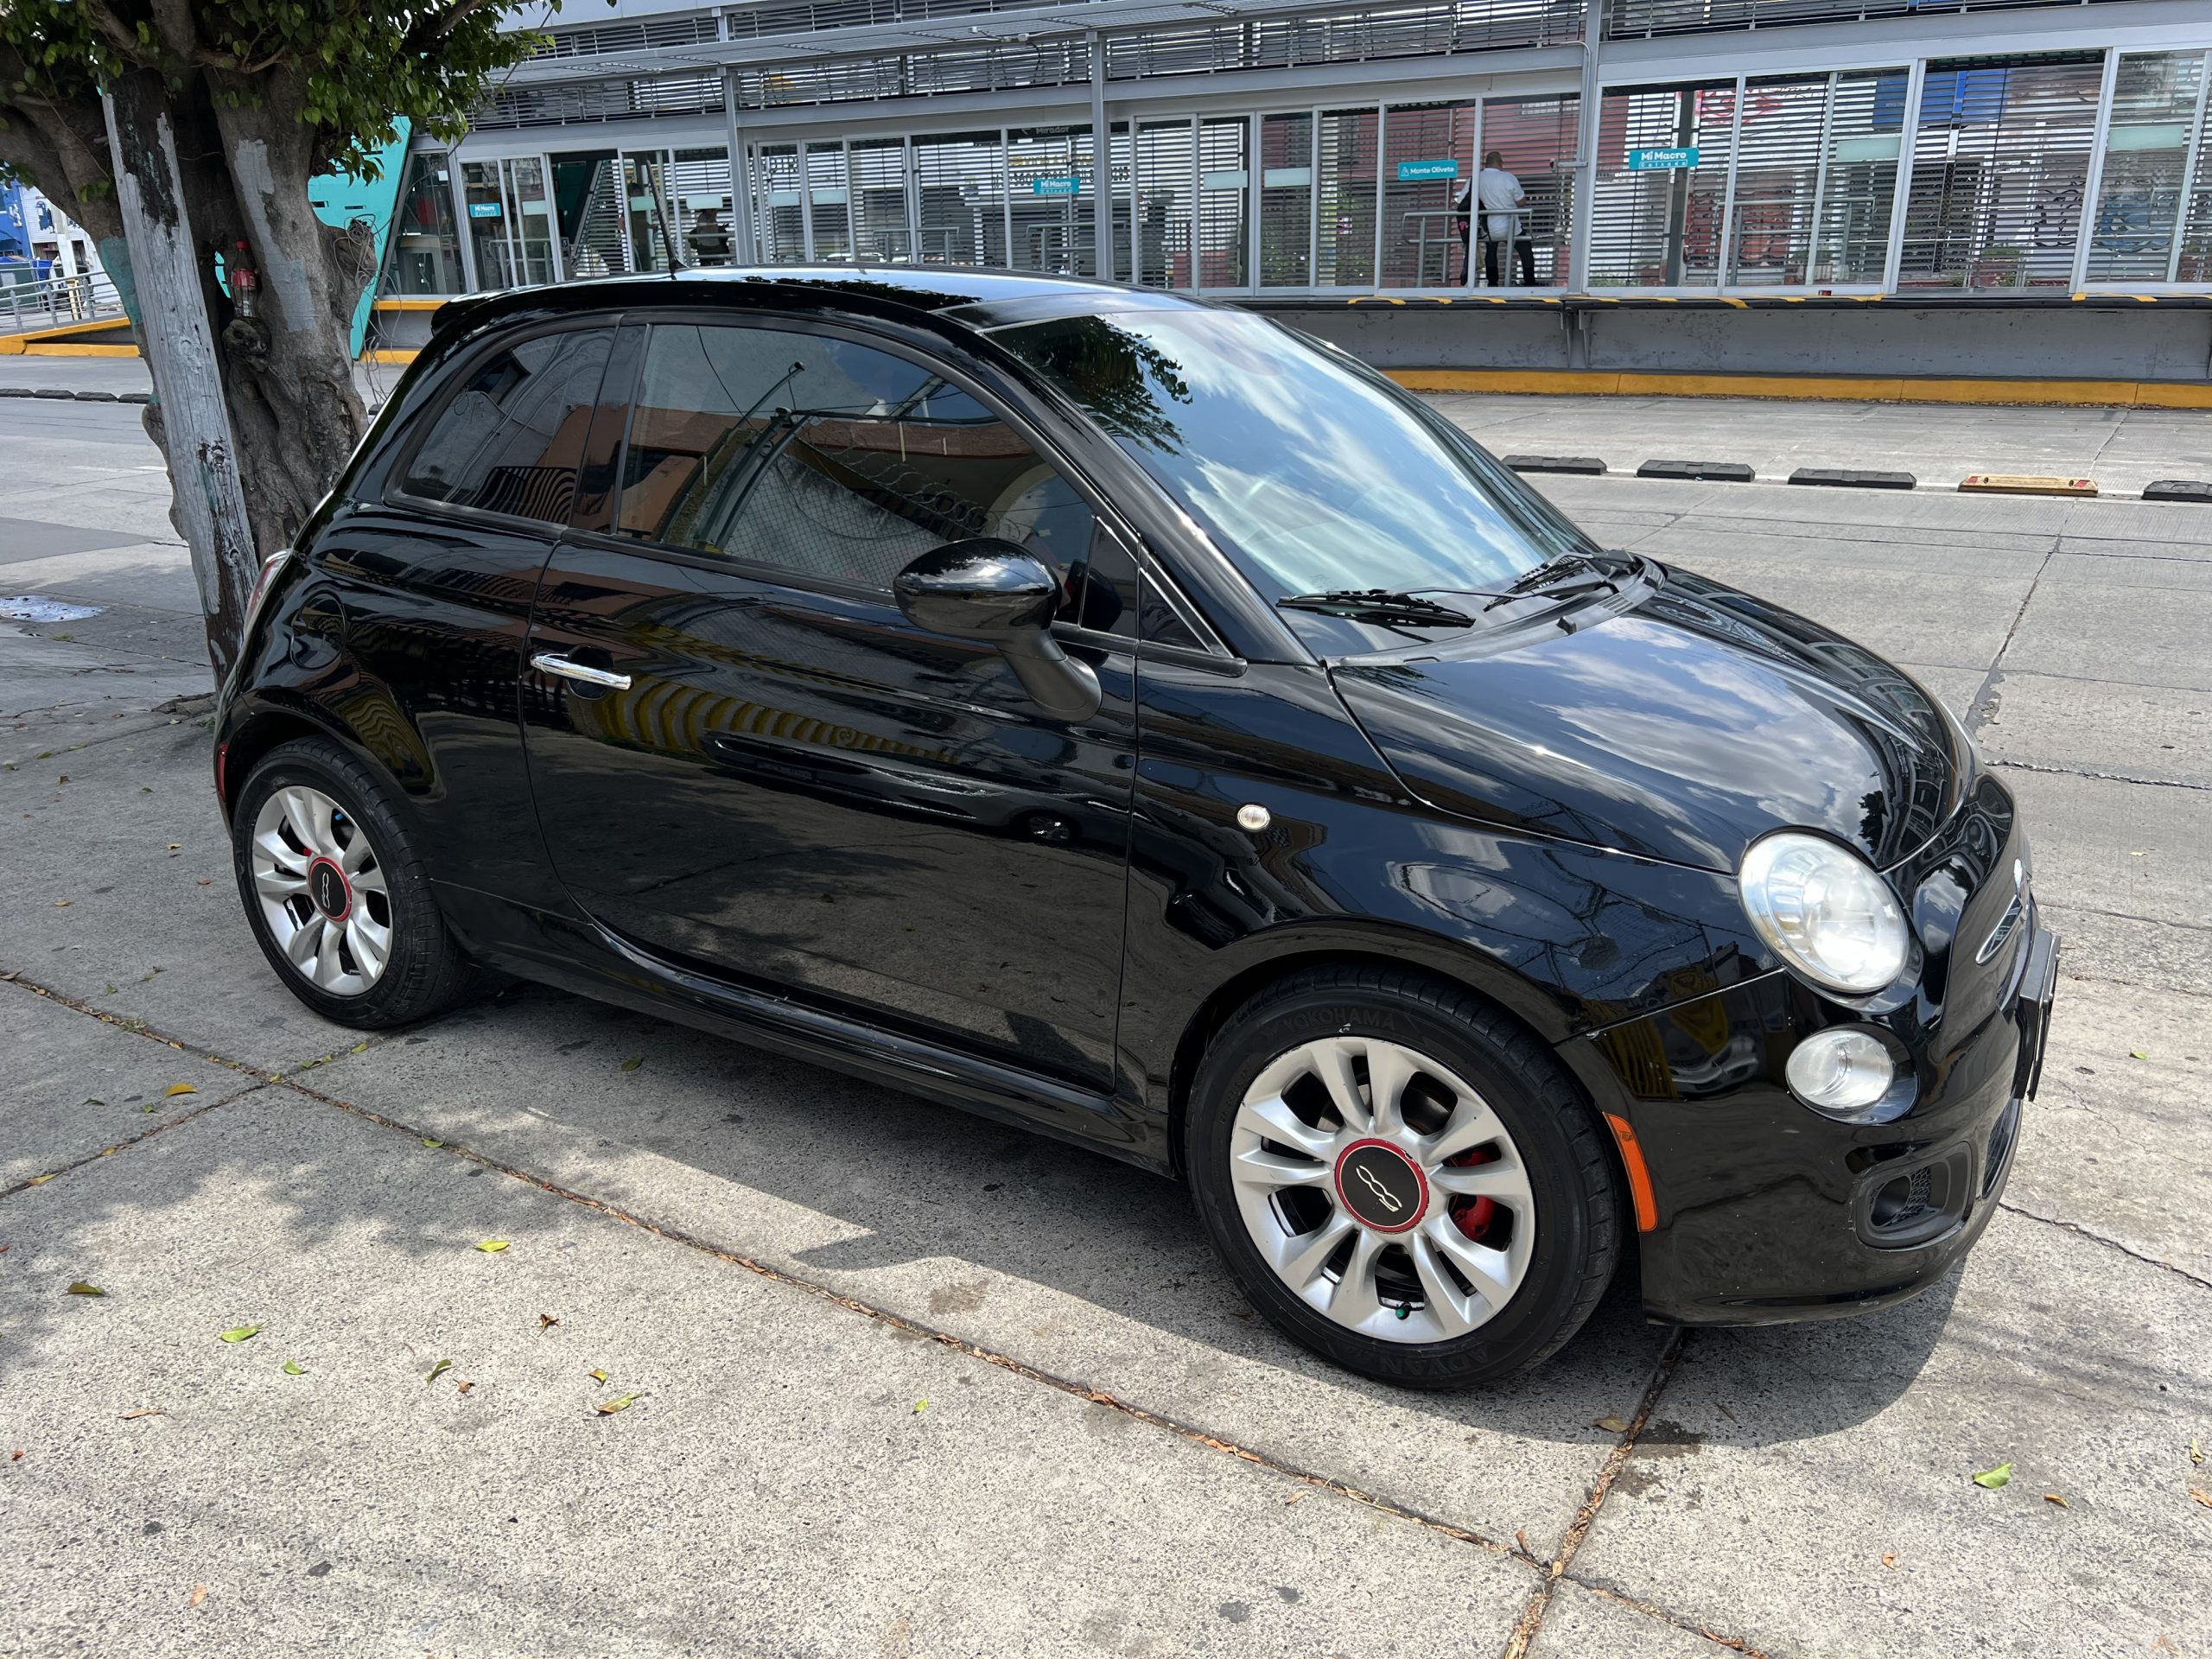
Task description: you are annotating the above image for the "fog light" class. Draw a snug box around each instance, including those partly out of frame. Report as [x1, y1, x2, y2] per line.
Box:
[1786, 1028, 1897, 1116]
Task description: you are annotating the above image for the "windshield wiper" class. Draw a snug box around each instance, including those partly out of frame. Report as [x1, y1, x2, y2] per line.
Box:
[1481, 553, 1620, 612]
[1277, 588, 1476, 628]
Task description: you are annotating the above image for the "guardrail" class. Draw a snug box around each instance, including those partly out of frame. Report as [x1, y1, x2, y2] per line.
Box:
[1, 270, 127, 334]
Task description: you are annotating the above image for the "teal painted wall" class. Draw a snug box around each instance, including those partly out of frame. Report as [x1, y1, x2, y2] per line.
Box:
[307, 118, 411, 358]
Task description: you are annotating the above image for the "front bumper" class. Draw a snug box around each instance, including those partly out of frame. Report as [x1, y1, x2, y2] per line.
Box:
[1563, 914, 2060, 1327]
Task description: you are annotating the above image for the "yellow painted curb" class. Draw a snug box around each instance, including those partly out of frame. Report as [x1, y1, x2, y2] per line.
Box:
[359, 347, 419, 365]
[23, 342, 140, 358]
[372, 298, 446, 312]
[1961, 474, 2098, 497]
[1385, 368, 2212, 408]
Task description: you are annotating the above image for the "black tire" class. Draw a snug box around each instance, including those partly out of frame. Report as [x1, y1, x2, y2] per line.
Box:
[1185, 963, 1622, 1388]
[230, 736, 477, 1029]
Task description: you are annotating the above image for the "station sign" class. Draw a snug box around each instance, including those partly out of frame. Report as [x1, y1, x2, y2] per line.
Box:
[1032, 176, 1083, 196]
[1395, 159, 1460, 182]
[1627, 147, 1700, 170]
[467, 201, 503, 219]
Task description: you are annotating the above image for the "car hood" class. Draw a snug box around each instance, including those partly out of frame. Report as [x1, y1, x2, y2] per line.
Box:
[1328, 565, 1965, 874]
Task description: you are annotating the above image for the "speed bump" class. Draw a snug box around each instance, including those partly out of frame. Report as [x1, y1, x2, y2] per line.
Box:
[1958, 474, 2098, 497]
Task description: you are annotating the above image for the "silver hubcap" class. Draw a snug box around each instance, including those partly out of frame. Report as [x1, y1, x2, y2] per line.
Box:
[249, 785, 392, 995]
[1230, 1035, 1536, 1344]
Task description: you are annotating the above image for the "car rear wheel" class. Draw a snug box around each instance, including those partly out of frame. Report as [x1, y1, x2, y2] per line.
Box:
[231, 737, 476, 1029]
[1185, 964, 1622, 1387]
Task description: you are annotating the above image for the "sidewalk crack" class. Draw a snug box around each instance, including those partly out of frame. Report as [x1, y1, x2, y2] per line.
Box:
[1499, 1327, 1692, 1659]
[1997, 1201, 2211, 1291]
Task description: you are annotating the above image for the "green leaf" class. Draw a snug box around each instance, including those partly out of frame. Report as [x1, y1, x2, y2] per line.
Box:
[66, 1281, 105, 1297]
[1972, 1461, 2014, 1489]
[283, 1359, 306, 1376]
[475, 1239, 509, 1253]
[912, 1399, 930, 1414]
[594, 1393, 638, 1415]
[2129, 1051, 2149, 1060]
[620, 1057, 644, 1072]
[164, 1082, 198, 1097]
[219, 1324, 263, 1343]
[422, 1139, 442, 1147]
[427, 1358, 453, 1384]
[588, 1368, 607, 1383]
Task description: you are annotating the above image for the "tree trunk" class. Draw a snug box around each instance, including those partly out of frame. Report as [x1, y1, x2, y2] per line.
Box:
[99, 64, 372, 683]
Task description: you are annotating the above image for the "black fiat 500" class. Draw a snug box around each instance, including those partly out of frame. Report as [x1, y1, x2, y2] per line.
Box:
[216, 269, 2057, 1387]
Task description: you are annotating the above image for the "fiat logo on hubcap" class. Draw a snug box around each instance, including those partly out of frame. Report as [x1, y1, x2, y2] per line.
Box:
[306, 856, 350, 921]
[1333, 1139, 1427, 1233]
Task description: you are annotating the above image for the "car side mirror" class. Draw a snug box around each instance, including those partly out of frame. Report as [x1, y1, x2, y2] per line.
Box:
[893, 539, 1103, 721]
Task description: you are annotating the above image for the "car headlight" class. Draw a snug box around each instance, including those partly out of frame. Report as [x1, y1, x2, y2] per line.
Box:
[1738, 831, 1910, 995]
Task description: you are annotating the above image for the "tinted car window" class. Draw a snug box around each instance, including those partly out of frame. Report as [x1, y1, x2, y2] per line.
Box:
[615, 322, 1120, 627]
[987, 308, 1592, 604]
[401, 328, 613, 524]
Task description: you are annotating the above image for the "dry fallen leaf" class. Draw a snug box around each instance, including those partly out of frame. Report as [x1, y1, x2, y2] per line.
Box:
[164, 1083, 197, 1098]
[66, 1281, 105, 1297]
[427, 1358, 453, 1385]
[2190, 1489, 2212, 1510]
[1283, 1491, 1304, 1507]
[27, 1173, 56, 1185]
[2191, 1439, 2204, 1468]
[2044, 1493, 2069, 1509]
[54, 899, 70, 908]
[188, 1586, 207, 1610]
[1592, 1416, 1630, 1433]
[118, 1408, 165, 1421]
[538, 1313, 560, 1333]
[1515, 1529, 1530, 1555]
[456, 1380, 474, 1395]
[588, 1368, 607, 1383]
[1880, 1552, 1897, 1569]
[167, 843, 181, 851]
[595, 1393, 638, 1415]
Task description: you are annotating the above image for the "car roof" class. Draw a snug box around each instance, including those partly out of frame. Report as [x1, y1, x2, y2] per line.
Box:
[435, 264, 1210, 340]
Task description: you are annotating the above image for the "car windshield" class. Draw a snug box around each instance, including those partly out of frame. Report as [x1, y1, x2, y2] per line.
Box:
[986, 306, 1593, 605]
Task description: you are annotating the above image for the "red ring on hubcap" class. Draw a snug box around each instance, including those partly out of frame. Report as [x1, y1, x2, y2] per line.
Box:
[1332, 1138, 1428, 1234]
[305, 855, 351, 922]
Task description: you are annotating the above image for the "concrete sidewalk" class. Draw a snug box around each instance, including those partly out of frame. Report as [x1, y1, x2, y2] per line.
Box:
[4, 392, 2210, 1657]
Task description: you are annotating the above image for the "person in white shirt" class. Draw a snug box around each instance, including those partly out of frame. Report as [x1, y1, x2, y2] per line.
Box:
[1456, 150, 1535, 288]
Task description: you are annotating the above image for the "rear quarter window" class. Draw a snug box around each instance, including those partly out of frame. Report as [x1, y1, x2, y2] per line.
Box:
[399, 327, 614, 524]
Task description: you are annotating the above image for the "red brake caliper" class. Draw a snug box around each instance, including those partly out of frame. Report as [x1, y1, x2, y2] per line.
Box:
[1446, 1147, 1501, 1245]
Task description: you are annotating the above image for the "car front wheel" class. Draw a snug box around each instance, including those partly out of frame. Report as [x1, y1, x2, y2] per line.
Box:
[231, 736, 476, 1029]
[1185, 964, 1623, 1388]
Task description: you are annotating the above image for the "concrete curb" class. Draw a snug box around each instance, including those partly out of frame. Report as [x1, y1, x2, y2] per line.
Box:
[1, 385, 149, 403]
[1789, 468, 1917, 490]
[1503, 454, 1607, 475]
[2143, 480, 2212, 503]
[1637, 459, 1756, 482]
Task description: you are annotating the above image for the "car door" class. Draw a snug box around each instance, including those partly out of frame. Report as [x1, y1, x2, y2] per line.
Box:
[521, 313, 1139, 1088]
[323, 319, 616, 906]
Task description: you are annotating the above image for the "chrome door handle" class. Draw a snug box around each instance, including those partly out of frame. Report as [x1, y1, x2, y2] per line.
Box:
[531, 652, 631, 690]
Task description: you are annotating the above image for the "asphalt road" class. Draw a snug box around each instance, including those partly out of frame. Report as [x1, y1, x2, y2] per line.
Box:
[3, 390, 2208, 1658]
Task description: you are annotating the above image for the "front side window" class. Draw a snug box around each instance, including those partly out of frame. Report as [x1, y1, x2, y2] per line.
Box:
[988, 307, 1591, 604]
[614, 321, 1122, 629]
[401, 328, 613, 524]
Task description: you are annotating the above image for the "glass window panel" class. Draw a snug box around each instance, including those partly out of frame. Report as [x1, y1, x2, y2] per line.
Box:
[805, 143, 852, 261]
[1480, 94, 1580, 289]
[913, 131, 1007, 266]
[1259, 113, 1315, 289]
[1197, 118, 1250, 289]
[1133, 122, 1194, 289]
[619, 324, 1103, 613]
[551, 152, 629, 277]
[403, 329, 613, 523]
[378, 153, 465, 296]
[1727, 77, 1828, 286]
[1008, 127, 1096, 276]
[753, 145, 806, 264]
[1382, 103, 1475, 288]
[1107, 124, 1135, 283]
[2088, 51, 2208, 283]
[1317, 108, 1379, 287]
[1812, 71, 1906, 286]
[1898, 54, 2104, 293]
[1590, 83, 1737, 287]
[623, 152, 676, 273]
[849, 138, 912, 263]
[670, 148, 734, 266]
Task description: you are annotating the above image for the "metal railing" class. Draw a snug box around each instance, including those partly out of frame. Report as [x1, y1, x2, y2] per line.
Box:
[1604, 0, 2136, 38]
[1, 269, 126, 334]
